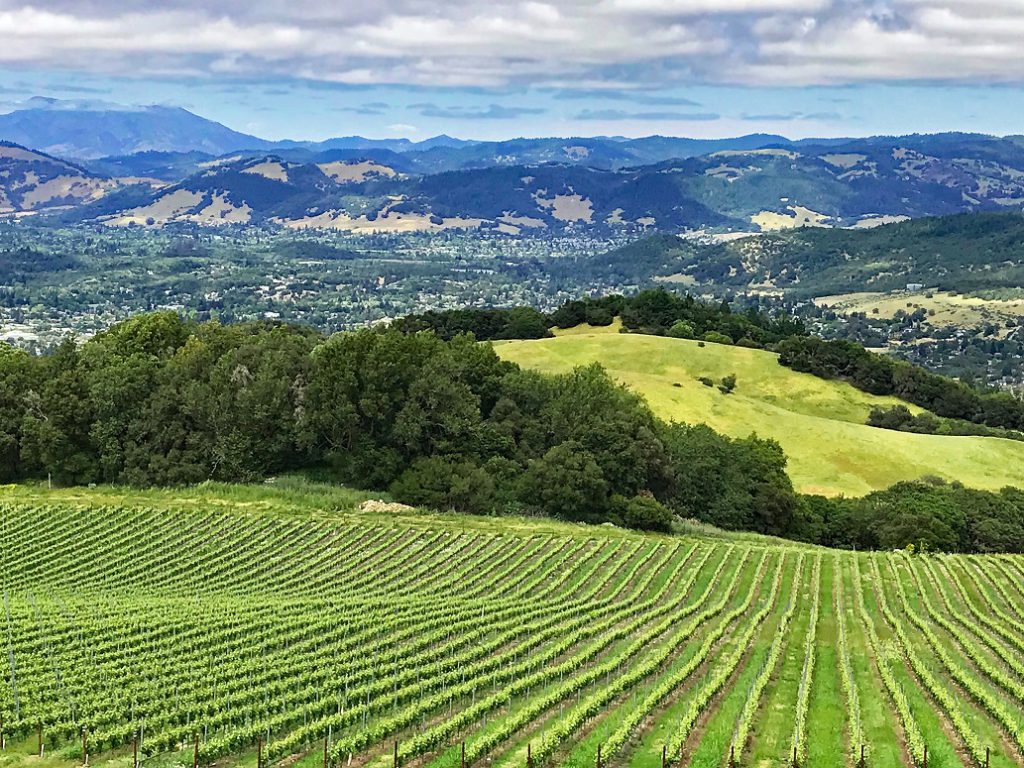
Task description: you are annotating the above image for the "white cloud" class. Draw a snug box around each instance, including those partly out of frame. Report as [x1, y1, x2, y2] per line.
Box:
[1, 0, 1024, 88]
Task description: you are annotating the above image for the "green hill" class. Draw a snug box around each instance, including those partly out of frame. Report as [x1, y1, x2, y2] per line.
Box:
[496, 328, 1024, 496]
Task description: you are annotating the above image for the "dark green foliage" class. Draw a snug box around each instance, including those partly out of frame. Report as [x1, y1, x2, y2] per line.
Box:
[867, 405, 940, 433]
[389, 456, 495, 514]
[619, 289, 804, 344]
[718, 374, 737, 394]
[519, 441, 610, 523]
[799, 479, 1024, 553]
[658, 423, 798, 538]
[779, 336, 1024, 433]
[620, 494, 674, 532]
[6, 306, 1024, 550]
[391, 307, 552, 341]
[550, 295, 627, 331]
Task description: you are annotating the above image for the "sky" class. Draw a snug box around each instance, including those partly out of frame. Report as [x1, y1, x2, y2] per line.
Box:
[2, 0, 1024, 142]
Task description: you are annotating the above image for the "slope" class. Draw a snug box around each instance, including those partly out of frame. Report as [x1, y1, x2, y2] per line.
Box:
[495, 329, 1024, 496]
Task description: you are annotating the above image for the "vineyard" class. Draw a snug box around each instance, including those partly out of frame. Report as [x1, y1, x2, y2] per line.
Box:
[3, 500, 1024, 768]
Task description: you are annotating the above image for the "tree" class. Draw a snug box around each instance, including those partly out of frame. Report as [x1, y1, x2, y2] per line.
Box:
[519, 441, 609, 522]
[390, 456, 496, 514]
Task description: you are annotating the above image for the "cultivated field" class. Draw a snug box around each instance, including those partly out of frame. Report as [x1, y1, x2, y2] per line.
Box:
[497, 330, 1024, 496]
[2, 495, 1024, 768]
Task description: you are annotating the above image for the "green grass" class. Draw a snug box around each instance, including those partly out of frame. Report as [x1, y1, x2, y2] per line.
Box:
[495, 331, 1024, 496]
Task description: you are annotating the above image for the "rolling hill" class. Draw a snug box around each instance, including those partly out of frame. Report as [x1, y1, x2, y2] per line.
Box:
[619, 211, 1024, 296]
[0, 141, 118, 214]
[496, 327, 1024, 496]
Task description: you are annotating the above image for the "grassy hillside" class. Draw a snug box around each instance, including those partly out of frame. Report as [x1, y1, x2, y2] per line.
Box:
[497, 328, 1024, 496]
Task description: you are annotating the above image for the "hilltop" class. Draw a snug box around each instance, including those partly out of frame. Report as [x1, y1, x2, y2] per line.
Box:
[496, 327, 1024, 496]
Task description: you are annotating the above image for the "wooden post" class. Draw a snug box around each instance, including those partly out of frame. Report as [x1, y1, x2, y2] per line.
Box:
[792, 745, 798, 768]
[461, 741, 466, 768]
[986, 747, 990, 768]
[323, 736, 329, 768]
[661, 745, 666, 768]
[37, 723, 42, 757]
[257, 736, 262, 768]
[597, 744, 602, 768]
[859, 744, 865, 768]
[393, 741, 398, 768]
[193, 734, 199, 768]
[729, 745, 736, 768]
[83, 730, 88, 766]
[133, 736, 138, 768]
[527, 743, 532, 768]
[922, 745, 928, 768]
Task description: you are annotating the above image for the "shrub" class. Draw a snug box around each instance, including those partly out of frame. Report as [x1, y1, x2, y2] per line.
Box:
[667, 320, 694, 339]
[622, 494, 674, 532]
[703, 331, 733, 345]
[389, 456, 495, 515]
[718, 374, 737, 394]
[584, 305, 614, 327]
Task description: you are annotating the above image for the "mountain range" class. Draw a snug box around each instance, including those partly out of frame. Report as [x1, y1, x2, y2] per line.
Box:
[2, 99, 1024, 234]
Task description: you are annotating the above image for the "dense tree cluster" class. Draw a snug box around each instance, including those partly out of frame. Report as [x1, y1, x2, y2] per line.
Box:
[0, 312, 797, 534]
[389, 307, 551, 341]
[802, 479, 1024, 554]
[778, 336, 1024, 432]
[617, 289, 806, 345]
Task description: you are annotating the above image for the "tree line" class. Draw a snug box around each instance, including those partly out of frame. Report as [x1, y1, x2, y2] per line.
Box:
[4, 298, 1024, 552]
[396, 288, 807, 347]
[777, 336, 1024, 433]
[0, 311, 797, 535]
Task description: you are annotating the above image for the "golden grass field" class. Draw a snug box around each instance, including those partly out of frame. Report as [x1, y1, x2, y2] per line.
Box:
[498, 327, 1024, 497]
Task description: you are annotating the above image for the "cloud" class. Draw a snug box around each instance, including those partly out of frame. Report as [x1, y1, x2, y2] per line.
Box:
[1, 0, 1024, 90]
[575, 108, 720, 121]
[410, 103, 546, 119]
[334, 103, 389, 115]
[740, 110, 841, 120]
[551, 88, 702, 106]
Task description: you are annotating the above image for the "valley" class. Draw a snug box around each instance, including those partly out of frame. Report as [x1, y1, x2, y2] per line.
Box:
[7, 6, 1024, 768]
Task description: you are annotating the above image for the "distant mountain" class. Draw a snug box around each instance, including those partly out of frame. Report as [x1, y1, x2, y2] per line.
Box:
[273, 134, 477, 153]
[0, 98, 273, 159]
[79, 133, 806, 182]
[0, 141, 118, 214]
[60, 154, 729, 231]
[18, 125, 1024, 235]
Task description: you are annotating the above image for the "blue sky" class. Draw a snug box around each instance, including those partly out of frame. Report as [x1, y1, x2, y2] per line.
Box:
[2, 1, 1024, 142]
